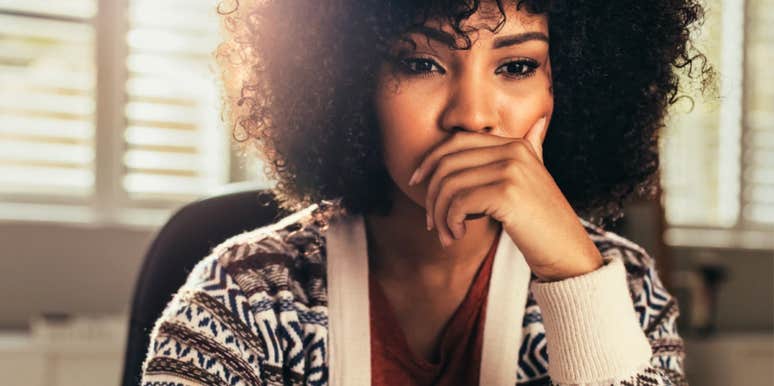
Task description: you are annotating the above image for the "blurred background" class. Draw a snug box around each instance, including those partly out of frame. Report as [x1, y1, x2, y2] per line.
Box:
[0, 0, 771, 385]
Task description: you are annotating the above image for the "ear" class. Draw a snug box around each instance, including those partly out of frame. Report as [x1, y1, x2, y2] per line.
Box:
[524, 115, 548, 163]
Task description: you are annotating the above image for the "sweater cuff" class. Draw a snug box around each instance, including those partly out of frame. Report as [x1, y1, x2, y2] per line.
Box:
[529, 256, 653, 384]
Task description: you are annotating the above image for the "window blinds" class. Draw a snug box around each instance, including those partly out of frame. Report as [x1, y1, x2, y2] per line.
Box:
[0, 2, 97, 198]
[123, 0, 228, 201]
[660, 0, 729, 227]
[743, 0, 774, 226]
[1, 0, 230, 211]
[661, 0, 773, 229]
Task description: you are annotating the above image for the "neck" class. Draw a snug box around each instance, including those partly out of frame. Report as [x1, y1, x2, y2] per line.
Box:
[364, 184, 501, 284]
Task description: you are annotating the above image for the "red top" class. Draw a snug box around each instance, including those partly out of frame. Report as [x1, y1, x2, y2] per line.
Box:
[369, 229, 501, 386]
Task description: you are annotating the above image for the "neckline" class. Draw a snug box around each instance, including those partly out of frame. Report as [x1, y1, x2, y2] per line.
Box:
[325, 211, 532, 386]
[368, 227, 502, 369]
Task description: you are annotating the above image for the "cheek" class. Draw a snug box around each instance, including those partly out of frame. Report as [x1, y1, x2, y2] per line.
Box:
[544, 60, 555, 120]
[500, 78, 554, 138]
[502, 88, 554, 138]
[374, 86, 438, 187]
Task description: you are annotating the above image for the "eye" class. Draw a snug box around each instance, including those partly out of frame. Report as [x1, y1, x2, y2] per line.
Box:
[496, 59, 540, 79]
[398, 57, 445, 77]
[397, 56, 540, 80]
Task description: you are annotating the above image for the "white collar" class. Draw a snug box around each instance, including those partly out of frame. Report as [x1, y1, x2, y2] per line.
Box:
[325, 212, 532, 385]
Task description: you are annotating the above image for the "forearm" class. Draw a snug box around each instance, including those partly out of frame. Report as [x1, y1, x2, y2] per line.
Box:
[530, 256, 687, 385]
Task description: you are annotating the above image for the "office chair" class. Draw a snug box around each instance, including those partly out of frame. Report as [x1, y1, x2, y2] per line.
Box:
[121, 184, 287, 386]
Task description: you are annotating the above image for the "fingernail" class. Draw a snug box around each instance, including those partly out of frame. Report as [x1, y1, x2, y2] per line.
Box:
[452, 223, 463, 239]
[535, 115, 546, 130]
[439, 232, 450, 247]
[408, 169, 420, 186]
[426, 212, 431, 231]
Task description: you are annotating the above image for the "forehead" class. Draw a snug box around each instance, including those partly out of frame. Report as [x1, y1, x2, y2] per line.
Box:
[407, 3, 548, 48]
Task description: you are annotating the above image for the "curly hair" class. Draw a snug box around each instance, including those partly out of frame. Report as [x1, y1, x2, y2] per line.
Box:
[214, 0, 714, 228]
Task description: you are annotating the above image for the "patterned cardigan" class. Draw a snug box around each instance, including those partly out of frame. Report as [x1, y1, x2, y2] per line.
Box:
[140, 201, 688, 386]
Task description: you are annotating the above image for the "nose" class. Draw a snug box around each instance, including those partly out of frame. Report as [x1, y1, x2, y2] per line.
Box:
[439, 70, 500, 135]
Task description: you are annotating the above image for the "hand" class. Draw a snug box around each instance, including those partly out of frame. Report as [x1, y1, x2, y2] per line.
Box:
[407, 116, 604, 281]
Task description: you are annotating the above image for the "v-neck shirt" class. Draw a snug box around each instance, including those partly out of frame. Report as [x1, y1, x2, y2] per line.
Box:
[369, 229, 501, 386]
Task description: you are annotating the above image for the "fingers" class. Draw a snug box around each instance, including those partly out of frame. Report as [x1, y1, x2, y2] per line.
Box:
[410, 116, 548, 187]
[424, 143, 513, 229]
[431, 160, 509, 247]
[524, 115, 548, 163]
[444, 182, 504, 242]
[408, 131, 512, 187]
[411, 117, 549, 247]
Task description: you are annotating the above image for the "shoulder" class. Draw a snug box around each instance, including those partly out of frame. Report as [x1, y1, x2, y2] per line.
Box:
[142, 200, 339, 384]
[203, 199, 342, 308]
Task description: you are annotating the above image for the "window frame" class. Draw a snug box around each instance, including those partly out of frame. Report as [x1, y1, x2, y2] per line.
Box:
[663, 0, 774, 250]
[0, 0, 244, 228]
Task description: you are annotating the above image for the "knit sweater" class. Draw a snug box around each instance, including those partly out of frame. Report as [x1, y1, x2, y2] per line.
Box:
[140, 199, 687, 386]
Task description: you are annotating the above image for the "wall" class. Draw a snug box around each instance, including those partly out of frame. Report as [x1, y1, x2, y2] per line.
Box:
[0, 207, 772, 333]
[0, 220, 155, 329]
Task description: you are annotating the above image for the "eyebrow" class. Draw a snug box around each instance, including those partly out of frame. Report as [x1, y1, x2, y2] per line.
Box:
[404, 25, 549, 49]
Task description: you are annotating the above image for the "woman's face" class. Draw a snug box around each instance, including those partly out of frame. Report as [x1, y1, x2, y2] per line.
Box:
[374, 4, 553, 211]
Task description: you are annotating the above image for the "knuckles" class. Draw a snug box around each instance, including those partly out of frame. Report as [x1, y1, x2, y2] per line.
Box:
[435, 154, 453, 175]
[507, 139, 536, 157]
[498, 180, 518, 198]
[500, 158, 526, 178]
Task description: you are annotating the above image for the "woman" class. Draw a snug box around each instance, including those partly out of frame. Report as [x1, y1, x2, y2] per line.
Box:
[141, 0, 711, 384]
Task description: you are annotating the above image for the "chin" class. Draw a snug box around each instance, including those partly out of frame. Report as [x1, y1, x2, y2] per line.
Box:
[385, 170, 427, 211]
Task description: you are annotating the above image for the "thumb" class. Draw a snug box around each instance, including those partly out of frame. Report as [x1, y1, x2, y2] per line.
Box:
[525, 115, 548, 163]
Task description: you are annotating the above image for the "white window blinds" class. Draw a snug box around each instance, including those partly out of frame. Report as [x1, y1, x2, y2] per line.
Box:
[661, 0, 774, 230]
[123, 0, 228, 201]
[743, 0, 774, 226]
[0, 2, 97, 199]
[0, 0, 232, 223]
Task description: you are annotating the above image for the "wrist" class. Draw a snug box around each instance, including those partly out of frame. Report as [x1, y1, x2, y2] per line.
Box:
[534, 250, 604, 282]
